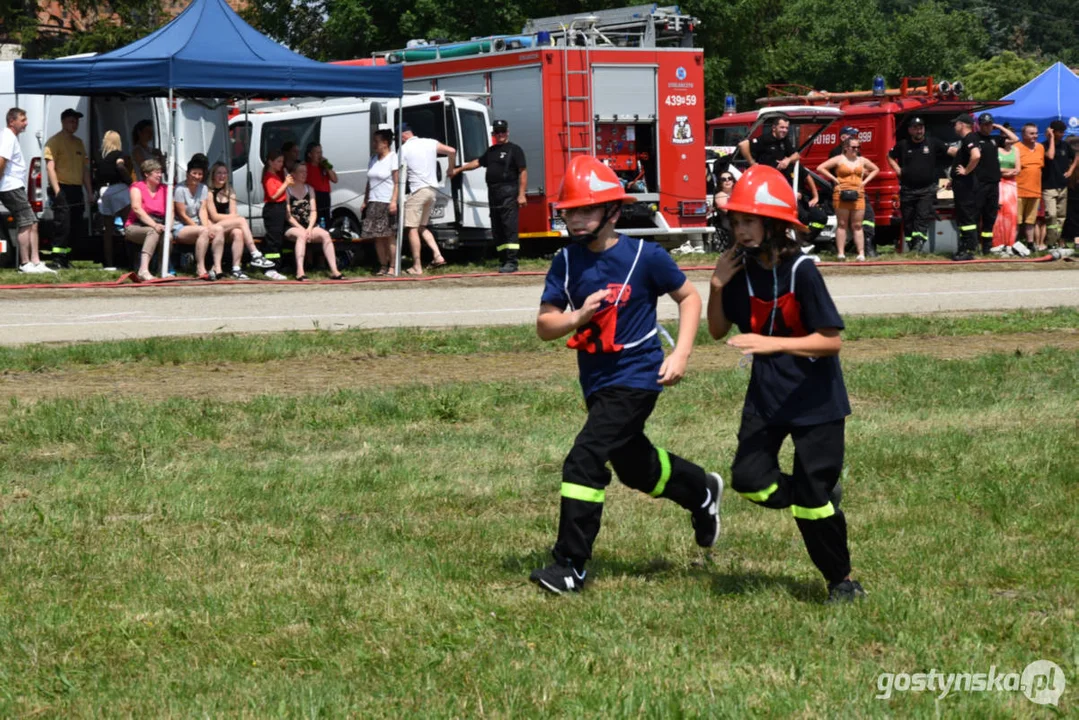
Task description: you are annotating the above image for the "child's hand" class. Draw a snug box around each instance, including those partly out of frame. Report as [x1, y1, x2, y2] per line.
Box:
[727, 333, 781, 355]
[657, 350, 689, 386]
[711, 246, 744, 288]
[576, 288, 608, 326]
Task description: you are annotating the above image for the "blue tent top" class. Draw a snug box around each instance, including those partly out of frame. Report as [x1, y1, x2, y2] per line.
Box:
[993, 62, 1079, 137]
[14, 0, 402, 98]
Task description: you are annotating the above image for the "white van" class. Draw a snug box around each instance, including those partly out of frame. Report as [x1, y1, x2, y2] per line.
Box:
[1, 59, 229, 266]
[228, 91, 492, 250]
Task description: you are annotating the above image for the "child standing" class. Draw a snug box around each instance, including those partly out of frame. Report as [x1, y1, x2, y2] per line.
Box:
[530, 156, 723, 595]
[705, 164, 865, 604]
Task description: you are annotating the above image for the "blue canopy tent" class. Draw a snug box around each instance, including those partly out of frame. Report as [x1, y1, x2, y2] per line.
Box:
[993, 62, 1079, 138]
[14, 0, 403, 274]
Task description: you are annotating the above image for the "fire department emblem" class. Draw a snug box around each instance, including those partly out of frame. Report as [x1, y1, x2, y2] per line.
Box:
[675, 66, 687, 81]
[673, 115, 693, 144]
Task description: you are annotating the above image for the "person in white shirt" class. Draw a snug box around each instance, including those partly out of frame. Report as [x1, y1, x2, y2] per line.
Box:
[398, 122, 455, 275]
[0, 107, 55, 274]
[361, 129, 400, 275]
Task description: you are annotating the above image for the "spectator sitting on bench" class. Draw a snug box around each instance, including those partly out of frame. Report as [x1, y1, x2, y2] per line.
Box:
[285, 163, 343, 281]
[205, 161, 274, 279]
[172, 153, 224, 280]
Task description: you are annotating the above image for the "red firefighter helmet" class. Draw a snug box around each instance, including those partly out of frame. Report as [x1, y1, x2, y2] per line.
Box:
[555, 156, 634, 210]
[724, 164, 806, 230]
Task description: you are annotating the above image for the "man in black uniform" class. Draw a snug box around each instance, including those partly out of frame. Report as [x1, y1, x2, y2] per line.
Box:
[451, 119, 527, 273]
[737, 114, 799, 178]
[887, 117, 950, 253]
[973, 113, 1018, 254]
[830, 126, 878, 257]
[948, 113, 982, 261]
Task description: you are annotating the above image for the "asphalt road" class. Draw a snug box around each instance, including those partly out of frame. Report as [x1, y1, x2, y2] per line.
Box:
[2, 267, 1077, 346]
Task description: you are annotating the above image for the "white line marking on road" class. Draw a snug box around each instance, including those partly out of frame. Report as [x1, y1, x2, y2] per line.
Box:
[2, 306, 540, 330]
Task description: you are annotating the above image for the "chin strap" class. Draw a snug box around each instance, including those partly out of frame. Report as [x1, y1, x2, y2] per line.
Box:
[569, 203, 620, 245]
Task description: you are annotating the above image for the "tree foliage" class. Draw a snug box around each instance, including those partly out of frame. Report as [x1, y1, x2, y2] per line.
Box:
[961, 51, 1049, 100]
[8, 0, 1074, 117]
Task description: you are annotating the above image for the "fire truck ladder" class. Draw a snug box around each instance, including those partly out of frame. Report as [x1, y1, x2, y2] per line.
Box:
[563, 42, 594, 162]
[524, 5, 697, 48]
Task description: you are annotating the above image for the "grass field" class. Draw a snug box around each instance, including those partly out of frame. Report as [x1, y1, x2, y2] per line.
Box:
[0, 313, 1076, 717]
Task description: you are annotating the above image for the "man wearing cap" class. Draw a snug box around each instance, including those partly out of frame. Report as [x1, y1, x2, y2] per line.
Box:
[1042, 119, 1079, 249]
[398, 122, 456, 274]
[830, 126, 878, 257]
[948, 113, 982, 261]
[888, 117, 950, 253]
[450, 119, 527, 273]
[973, 114, 1018, 254]
[43, 108, 92, 266]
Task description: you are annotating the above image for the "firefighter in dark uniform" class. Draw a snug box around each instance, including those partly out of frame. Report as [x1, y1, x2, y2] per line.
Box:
[451, 119, 527, 273]
[737, 114, 799, 178]
[973, 113, 1018, 254]
[887, 117, 950, 253]
[948, 113, 982, 262]
[829, 126, 878, 257]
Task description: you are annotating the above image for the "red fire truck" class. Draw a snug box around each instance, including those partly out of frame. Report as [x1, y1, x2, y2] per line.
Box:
[707, 79, 1010, 246]
[342, 6, 712, 250]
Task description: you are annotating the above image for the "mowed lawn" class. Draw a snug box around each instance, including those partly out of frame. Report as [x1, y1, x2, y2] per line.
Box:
[0, 316, 1076, 717]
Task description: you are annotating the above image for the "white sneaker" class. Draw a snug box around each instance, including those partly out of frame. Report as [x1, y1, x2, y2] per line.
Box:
[690, 245, 706, 254]
[1012, 240, 1031, 257]
[35, 262, 57, 274]
[673, 241, 694, 255]
[18, 261, 41, 273]
[264, 269, 287, 281]
[989, 245, 1004, 254]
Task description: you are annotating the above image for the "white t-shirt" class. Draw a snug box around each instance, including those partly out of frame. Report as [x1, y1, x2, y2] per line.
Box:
[174, 183, 207, 224]
[0, 127, 27, 192]
[400, 136, 439, 191]
[367, 151, 398, 203]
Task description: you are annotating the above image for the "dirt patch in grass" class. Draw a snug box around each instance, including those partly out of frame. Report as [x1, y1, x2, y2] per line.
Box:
[1, 330, 1075, 405]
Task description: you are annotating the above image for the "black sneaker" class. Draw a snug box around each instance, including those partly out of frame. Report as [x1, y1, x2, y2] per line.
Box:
[692, 472, 723, 548]
[951, 251, 975, 262]
[826, 579, 867, 604]
[530, 559, 586, 595]
[499, 263, 518, 274]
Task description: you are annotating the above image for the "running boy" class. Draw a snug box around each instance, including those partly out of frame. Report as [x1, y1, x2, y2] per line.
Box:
[530, 156, 722, 595]
[705, 164, 865, 604]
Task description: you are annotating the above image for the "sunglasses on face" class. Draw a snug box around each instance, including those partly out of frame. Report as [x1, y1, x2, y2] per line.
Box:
[849, 144, 861, 150]
[720, 176, 734, 182]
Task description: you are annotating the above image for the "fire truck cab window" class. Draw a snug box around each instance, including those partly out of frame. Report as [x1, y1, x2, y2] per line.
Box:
[711, 125, 749, 147]
[458, 109, 488, 163]
[260, 117, 320, 164]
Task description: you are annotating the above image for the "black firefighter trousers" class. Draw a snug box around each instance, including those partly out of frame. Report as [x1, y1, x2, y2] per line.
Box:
[489, 182, 520, 268]
[900, 185, 935, 251]
[555, 387, 711, 566]
[730, 413, 851, 584]
[975, 181, 999, 253]
[953, 175, 980, 255]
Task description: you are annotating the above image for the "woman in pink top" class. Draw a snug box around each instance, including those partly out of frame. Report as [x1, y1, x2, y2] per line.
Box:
[126, 158, 170, 281]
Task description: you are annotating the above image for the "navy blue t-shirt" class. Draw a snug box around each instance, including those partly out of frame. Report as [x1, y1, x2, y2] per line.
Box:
[541, 236, 686, 398]
[721, 254, 851, 426]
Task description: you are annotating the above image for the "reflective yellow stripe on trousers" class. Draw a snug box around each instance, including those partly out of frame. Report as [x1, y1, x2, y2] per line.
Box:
[561, 483, 605, 503]
[740, 482, 778, 503]
[791, 502, 836, 520]
[650, 448, 671, 497]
